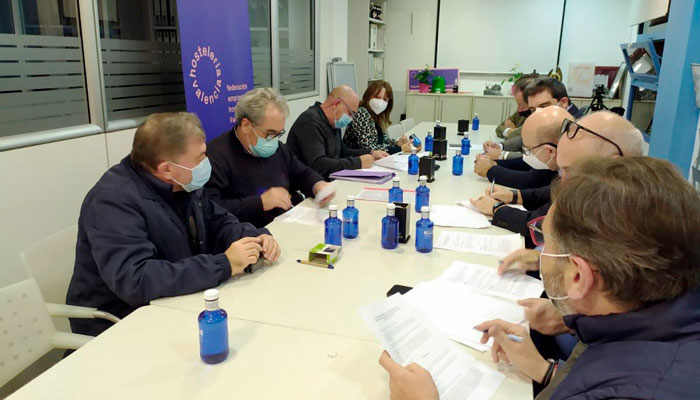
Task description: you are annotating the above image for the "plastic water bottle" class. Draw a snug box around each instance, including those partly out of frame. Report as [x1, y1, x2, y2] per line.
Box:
[342, 196, 359, 239]
[324, 204, 342, 246]
[452, 149, 464, 176]
[198, 289, 229, 364]
[381, 203, 399, 250]
[415, 175, 430, 212]
[472, 113, 480, 131]
[388, 177, 403, 203]
[425, 130, 434, 155]
[411, 134, 421, 148]
[408, 149, 419, 175]
[415, 206, 434, 253]
[461, 134, 471, 155]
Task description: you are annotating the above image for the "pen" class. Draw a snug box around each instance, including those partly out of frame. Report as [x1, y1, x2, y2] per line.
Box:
[490, 179, 495, 195]
[479, 329, 523, 343]
[296, 259, 334, 269]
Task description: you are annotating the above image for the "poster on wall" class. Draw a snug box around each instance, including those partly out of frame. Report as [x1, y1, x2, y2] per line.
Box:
[407, 68, 460, 91]
[690, 117, 700, 193]
[176, 0, 254, 141]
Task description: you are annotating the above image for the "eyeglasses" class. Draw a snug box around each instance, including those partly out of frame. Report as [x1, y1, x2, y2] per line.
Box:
[561, 119, 624, 156]
[337, 97, 357, 118]
[521, 142, 557, 156]
[527, 216, 546, 247]
[253, 123, 286, 140]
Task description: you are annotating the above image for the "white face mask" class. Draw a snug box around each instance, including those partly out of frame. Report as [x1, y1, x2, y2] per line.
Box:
[368, 98, 388, 114]
[523, 147, 553, 170]
[539, 251, 572, 301]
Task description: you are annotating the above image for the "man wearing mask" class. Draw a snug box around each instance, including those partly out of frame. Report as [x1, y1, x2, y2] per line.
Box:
[495, 74, 538, 140]
[379, 156, 700, 400]
[66, 112, 279, 336]
[206, 88, 335, 228]
[286, 85, 389, 179]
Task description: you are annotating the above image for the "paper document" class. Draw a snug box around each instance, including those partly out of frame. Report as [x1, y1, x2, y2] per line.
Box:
[355, 187, 416, 202]
[360, 165, 394, 173]
[430, 205, 491, 229]
[434, 231, 523, 258]
[404, 281, 525, 351]
[329, 169, 395, 184]
[359, 295, 505, 400]
[459, 200, 526, 212]
[275, 206, 327, 226]
[437, 261, 544, 300]
[375, 151, 429, 172]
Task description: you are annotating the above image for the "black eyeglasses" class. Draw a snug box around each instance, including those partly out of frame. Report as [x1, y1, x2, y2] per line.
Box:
[253, 123, 286, 140]
[561, 119, 624, 156]
[521, 142, 558, 156]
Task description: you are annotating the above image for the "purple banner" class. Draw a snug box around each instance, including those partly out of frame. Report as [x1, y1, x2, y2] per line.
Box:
[407, 68, 460, 91]
[176, 0, 254, 141]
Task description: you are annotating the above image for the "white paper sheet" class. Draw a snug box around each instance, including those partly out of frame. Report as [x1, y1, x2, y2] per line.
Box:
[459, 200, 527, 212]
[355, 188, 389, 202]
[434, 231, 523, 258]
[437, 261, 544, 301]
[359, 295, 505, 400]
[274, 206, 328, 226]
[430, 205, 491, 229]
[360, 165, 394, 173]
[403, 281, 525, 352]
[375, 151, 429, 172]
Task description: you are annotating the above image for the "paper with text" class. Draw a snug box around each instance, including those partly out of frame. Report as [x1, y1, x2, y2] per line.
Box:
[275, 206, 327, 226]
[434, 231, 523, 258]
[459, 200, 527, 212]
[437, 261, 543, 300]
[431, 205, 491, 229]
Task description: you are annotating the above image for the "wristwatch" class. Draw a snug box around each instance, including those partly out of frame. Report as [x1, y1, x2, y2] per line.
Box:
[492, 201, 506, 215]
[511, 189, 519, 204]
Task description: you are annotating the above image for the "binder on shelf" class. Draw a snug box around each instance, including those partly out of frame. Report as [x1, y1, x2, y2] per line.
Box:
[153, 0, 161, 26]
[369, 25, 378, 50]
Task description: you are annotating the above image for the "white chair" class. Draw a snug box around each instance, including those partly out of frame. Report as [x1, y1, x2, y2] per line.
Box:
[0, 279, 96, 387]
[386, 124, 405, 140]
[20, 226, 119, 333]
[400, 118, 416, 133]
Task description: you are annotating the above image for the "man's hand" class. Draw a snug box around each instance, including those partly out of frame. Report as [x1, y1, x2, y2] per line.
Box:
[224, 237, 263, 275]
[484, 147, 502, 161]
[483, 140, 501, 152]
[504, 118, 517, 129]
[474, 320, 550, 384]
[486, 185, 517, 204]
[260, 187, 292, 211]
[312, 181, 335, 207]
[518, 298, 573, 336]
[258, 234, 281, 262]
[469, 195, 499, 216]
[498, 248, 540, 275]
[360, 154, 374, 168]
[372, 150, 390, 160]
[400, 142, 413, 153]
[378, 351, 439, 400]
[396, 136, 409, 146]
[474, 156, 496, 177]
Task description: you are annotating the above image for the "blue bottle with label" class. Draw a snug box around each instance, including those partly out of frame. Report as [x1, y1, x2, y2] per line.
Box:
[461, 134, 471, 156]
[425, 130, 433, 155]
[198, 289, 229, 364]
[381, 203, 399, 249]
[411, 134, 421, 148]
[452, 149, 464, 176]
[388, 177, 403, 203]
[342, 196, 359, 239]
[415, 206, 434, 253]
[324, 204, 342, 246]
[408, 149, 419, 175]
[415, 175, 430, 212]
[472, 113, 480, 131]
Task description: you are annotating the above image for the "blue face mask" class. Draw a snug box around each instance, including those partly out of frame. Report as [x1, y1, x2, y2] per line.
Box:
[251, 136, 280, 158]
[334, 112, 352, 129]
[169, 157, 211, 192]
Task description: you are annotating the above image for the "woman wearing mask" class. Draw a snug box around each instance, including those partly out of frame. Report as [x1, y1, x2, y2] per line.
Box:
[343, 81, 416, 154]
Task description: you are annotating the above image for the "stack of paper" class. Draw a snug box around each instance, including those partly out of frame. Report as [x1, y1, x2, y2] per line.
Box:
[375, 151, 429, 172]
[329, 169, 395, 184]
[430, 204, 491, 229]
[434, 231, 523, 258]
[437, 261, 544, 300]
[274, 206, 328, 226]
[355, 187, 416, 202]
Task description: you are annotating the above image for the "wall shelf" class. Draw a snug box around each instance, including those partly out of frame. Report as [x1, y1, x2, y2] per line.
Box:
[368, 49, 385, 53]
[369, 18, 386, 25]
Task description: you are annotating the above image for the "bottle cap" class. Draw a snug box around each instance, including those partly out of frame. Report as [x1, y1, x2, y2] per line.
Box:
[329, 204, 338, 211]
[475, 113, 479, 116]
[393, 177, 400, 183]
[419, 175, 427, 182]
[347, 195, 355, 201]
[456, 149, 462, 155]
[436, 120, 441, 125]
[421, 206, 430, 213]
[386, 203, 396, 210]
[204, 289, 219, 301]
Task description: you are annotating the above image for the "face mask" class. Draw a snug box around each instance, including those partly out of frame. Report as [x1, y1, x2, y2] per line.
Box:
[523, 148, 552, 170]
[334, 112, 352, 129]
[251, 136, 279, 158]
[518, 109, 532, 118]
[539, 251, 572, 301]
[169, 157, 211, 192]
[369, 98, 388, 114]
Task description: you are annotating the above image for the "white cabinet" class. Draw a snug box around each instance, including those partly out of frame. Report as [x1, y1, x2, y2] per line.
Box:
[406, 95, 439, 124]
[439, 96, 472, 123]
[472, 97, 508, 125]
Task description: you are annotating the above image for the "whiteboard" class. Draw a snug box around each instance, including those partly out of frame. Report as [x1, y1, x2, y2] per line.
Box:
[327, 62, 358, 95]
[436, 0, 564, 73]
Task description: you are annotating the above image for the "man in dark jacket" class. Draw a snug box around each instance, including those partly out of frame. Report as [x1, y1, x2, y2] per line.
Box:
[206, 88, 334, 228]
[66, 112, 280, 336]
[379, 156, 700, 400]
[286, 85, 388, 179]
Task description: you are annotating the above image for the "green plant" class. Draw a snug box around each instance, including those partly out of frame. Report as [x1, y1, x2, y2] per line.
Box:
[415, 65, 433, 84]
[501, 65, 523, 85]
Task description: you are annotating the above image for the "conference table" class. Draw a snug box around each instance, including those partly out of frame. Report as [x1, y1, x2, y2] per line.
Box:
[9, 123, 533, 399]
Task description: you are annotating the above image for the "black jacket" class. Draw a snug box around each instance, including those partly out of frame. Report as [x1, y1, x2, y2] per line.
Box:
[66, 156, 268, 336]
[206, 126, 324, 227]
[487, 163, 557, 190]
[492, 186, 551, 248]
[286, 102, 370, 178]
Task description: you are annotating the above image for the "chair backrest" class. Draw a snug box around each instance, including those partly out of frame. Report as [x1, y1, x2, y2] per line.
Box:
[386, 124, 404, 140]
[0, 279, 56, 387]
[400, 118, 416, 133]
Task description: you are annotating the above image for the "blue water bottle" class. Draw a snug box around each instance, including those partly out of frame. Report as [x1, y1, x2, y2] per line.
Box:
[408, 149, 419, 175]
[472, 113, 480, 131]
[461, 134, 471, 156]
[415, 175, 430, 212]
[425, 130, 433, 155]
[388, 177, 403, 203]
[415, 206, 434, 253]
[198, 289, 229, 364]
[342, 196, 359, 239]
[381, 203, 399, 250]
[411, 134, 422, 148]
[452, 149, 464, 176]
[324, 204, 342, 246]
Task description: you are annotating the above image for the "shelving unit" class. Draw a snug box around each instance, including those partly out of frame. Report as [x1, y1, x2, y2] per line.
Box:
[348, 0, 388, 94]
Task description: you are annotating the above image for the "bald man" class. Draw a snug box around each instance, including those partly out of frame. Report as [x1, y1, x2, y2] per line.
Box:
[475, 107, 571, 190]
[287, 85, 389, 179]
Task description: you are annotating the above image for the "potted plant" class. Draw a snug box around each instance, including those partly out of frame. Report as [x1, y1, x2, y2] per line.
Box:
[501, 65, 524, 95]
[415, 66, 433, 93]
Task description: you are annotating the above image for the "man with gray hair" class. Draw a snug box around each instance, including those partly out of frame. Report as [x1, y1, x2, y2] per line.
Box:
[67, 112, 279, 337]
[206, 88, 335, 228]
